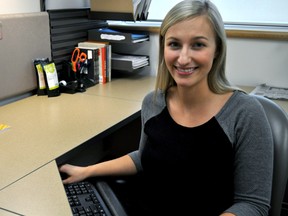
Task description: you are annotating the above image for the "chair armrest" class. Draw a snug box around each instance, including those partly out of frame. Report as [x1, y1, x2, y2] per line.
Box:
[96, 180, 128, 216]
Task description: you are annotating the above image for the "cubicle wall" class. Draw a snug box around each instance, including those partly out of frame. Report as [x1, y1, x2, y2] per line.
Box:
[48, 9, 107, 75]
[0, 12, 51, 104]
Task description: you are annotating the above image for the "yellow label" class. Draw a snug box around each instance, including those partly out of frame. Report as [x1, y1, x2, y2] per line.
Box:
[0, 123, 11, 131]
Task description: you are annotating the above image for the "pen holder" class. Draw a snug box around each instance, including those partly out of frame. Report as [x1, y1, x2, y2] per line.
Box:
[61, 60, 77, 82]
[76, 71, 86, 92]
[59, 80, 78, 94]
[59, 60, 87, 93]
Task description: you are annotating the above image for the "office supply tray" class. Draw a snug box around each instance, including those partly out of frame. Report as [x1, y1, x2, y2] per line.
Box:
[88, 28, 149, 44]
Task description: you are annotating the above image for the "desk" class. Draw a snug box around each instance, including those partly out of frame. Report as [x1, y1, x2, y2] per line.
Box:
[0, 75, 156, 215]
[85, 74, 155, 101]
[0, 92, 142, 190]
[0, 161, 71, 216]
[0, 209, 19, 216]
[0, 78, 287, 216]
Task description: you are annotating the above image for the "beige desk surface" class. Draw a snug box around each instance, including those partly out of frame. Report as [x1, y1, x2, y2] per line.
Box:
[0, 209, 19, 216]
[0, 160, 71, 216]
[85, 74, 156, 101]
[0, 93, 143, 191]
[0, 76, 287, 216]
[0, 75, 156, 216]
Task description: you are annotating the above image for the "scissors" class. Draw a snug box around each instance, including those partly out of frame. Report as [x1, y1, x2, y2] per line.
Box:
[71, 47, 87, 72]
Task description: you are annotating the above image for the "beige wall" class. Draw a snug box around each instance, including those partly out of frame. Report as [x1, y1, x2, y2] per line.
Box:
[0, 0, 40, 14]
[147, 33, 288, 88]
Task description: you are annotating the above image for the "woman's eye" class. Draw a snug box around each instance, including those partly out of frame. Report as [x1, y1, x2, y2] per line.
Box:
[168, 42, 180, 49]
[193, 42, 205, 49]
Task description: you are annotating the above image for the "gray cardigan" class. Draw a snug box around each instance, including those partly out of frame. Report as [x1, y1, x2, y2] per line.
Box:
[129, 90, 273, 216]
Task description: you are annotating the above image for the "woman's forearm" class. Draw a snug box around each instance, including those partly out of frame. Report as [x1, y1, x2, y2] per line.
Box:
[87, 154, 137, 177]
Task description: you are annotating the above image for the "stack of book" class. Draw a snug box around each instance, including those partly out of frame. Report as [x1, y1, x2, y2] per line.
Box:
[77, 41, 111, 84]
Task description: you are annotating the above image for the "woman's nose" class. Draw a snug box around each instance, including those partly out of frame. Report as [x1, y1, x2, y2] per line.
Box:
[178, 47, 191, 65]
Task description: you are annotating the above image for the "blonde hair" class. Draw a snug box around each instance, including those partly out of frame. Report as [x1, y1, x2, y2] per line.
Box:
[155, 0, 236, 94]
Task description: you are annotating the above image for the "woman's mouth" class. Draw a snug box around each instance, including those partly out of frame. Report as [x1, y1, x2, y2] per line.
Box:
[174, 66, 198, 75]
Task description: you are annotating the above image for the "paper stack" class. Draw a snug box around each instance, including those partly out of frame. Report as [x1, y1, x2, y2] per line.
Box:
[112, 53, 149, 71]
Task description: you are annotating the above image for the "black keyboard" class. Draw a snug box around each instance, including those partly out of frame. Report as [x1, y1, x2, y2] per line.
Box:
[64, 181, 112, 216]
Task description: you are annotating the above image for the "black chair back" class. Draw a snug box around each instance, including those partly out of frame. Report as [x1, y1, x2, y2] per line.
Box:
[253, 95, 288, 216]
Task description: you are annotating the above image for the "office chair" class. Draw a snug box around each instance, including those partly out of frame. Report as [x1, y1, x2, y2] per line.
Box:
[96, 95, 288, 216]
[253, 95, 288, 216]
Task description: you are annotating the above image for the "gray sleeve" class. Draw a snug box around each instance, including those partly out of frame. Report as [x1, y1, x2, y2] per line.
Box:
[217, 92, 273, 216]
[128, 90, 166, 172]
[128, 113, 147, 172]
[128, 124, 147, 172]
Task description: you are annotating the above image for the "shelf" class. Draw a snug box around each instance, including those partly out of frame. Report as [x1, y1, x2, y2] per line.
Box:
[88, 28, 149, 44]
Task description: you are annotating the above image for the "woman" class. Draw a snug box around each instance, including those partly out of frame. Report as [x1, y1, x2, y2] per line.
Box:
[60, 0, 273, 215]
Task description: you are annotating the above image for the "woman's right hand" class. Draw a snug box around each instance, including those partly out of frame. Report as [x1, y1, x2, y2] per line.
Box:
[59, 155, 137, 184]
[59, 164, 89, 184]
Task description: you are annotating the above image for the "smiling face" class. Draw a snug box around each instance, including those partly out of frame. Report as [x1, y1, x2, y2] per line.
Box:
[164, 16, 217, 90]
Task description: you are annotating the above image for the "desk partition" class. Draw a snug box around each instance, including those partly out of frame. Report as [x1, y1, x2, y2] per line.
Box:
[0, 12, 51, 103]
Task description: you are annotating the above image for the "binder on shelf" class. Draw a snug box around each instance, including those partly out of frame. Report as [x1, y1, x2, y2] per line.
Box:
[89, 0, 151, 21]
[88, 28, 149, 43]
